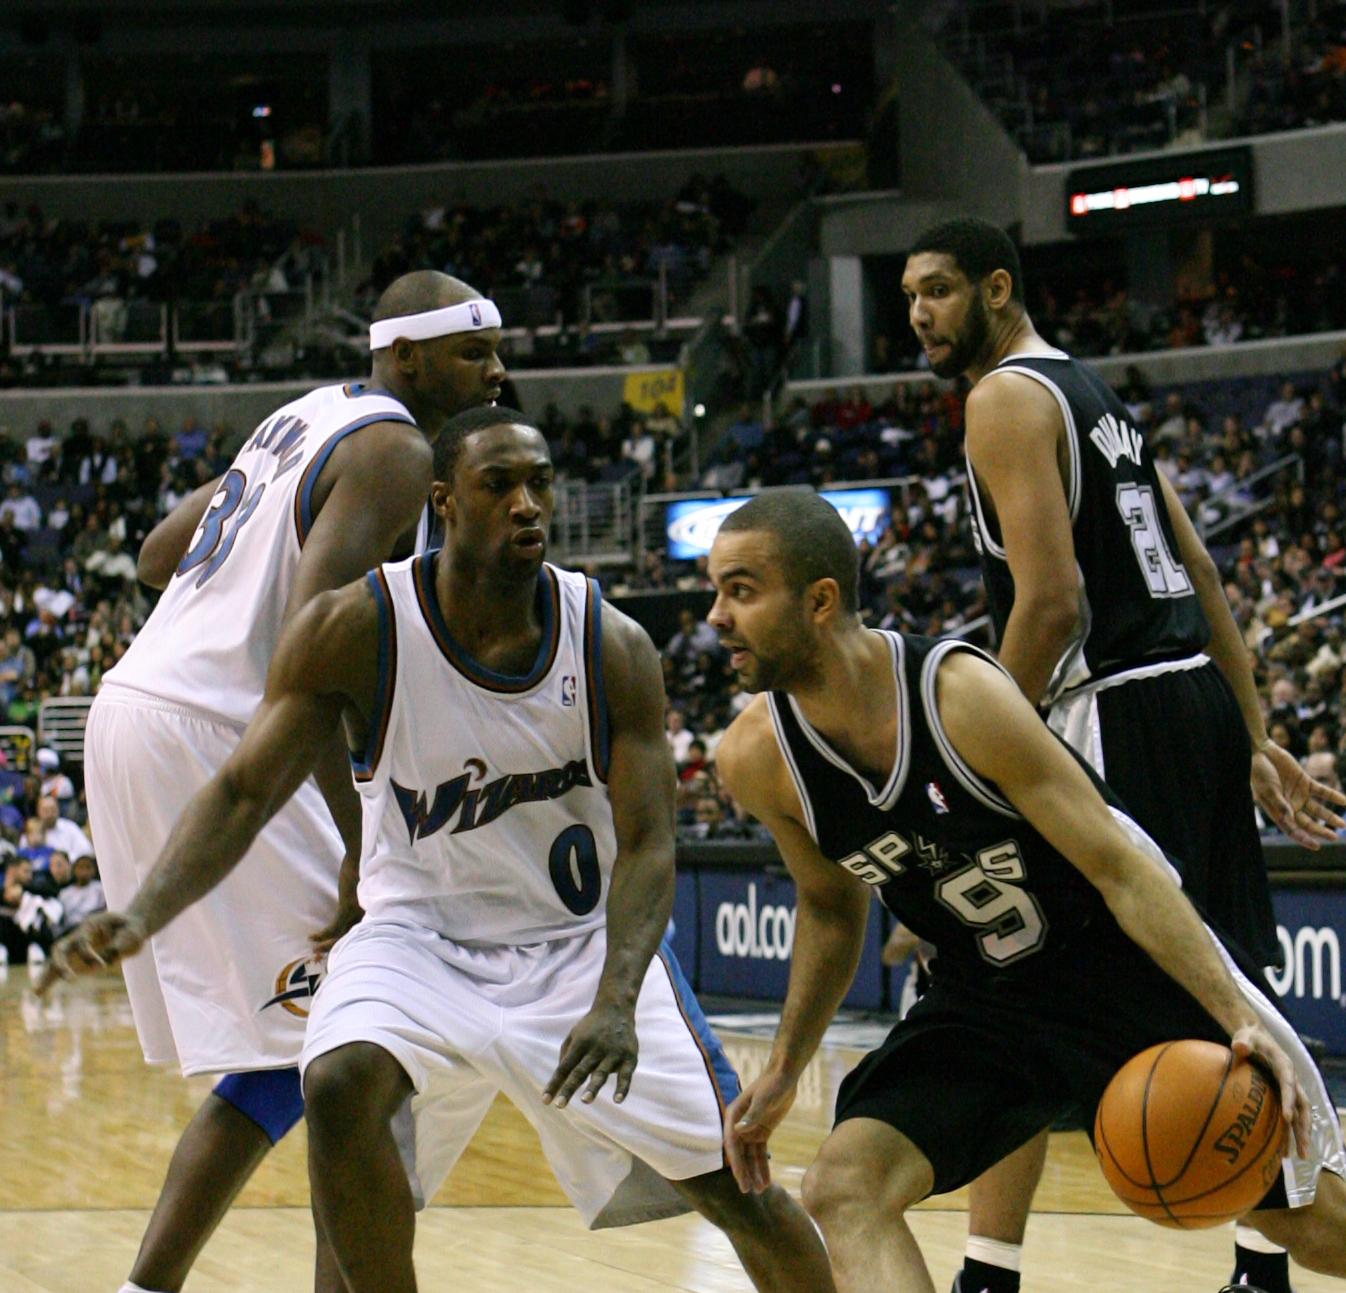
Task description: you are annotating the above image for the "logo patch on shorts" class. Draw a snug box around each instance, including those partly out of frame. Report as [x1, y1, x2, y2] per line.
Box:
[560, 675, 577, 707]
[926, 781, 950, 814]
[261, 954, 325, 1017]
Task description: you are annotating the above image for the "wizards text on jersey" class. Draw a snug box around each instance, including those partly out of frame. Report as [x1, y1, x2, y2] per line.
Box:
[392, 759, 593, 844]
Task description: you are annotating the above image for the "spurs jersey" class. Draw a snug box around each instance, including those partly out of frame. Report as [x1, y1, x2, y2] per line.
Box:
[354, 553, 617, 945]
[108, 382, 418, 725]
[769, 633, 1160, 984]
[967, 350, 1209, 704]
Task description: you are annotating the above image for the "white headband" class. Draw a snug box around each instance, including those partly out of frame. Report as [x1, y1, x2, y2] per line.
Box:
[369, 299, 502, 349]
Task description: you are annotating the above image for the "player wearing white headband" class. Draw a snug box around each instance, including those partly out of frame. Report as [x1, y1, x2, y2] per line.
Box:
[82, 270, 503, 1293]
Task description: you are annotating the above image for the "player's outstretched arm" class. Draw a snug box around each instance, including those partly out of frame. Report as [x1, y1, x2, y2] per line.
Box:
[543, 604, 677, 1112]
[964, 373, 1079, 705]
[41, 582, 380, 990]
[1155, 471, 1346, 845]
[716, 698, 873, 1193]
[136, 475, 223, 589]
[936, 650, 1312, 1154]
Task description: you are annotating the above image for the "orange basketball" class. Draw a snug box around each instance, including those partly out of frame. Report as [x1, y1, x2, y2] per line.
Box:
[1094, 1039, 1285, 1228]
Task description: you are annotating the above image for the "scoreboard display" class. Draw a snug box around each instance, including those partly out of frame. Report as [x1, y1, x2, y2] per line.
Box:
[1066, 146, 1254, 233]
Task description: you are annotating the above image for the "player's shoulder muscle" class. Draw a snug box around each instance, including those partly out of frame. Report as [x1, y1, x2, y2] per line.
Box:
[716, 696, 791, 819]
[964, 369, 1064, 465]
[314, 419, 433, 519]
[269, 576, 381, 700]
[599, 599, 665, 738]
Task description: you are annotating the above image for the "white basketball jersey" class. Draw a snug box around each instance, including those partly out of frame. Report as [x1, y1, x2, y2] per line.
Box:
[355, 554, 617, 945]
[108, 382, 419, 726]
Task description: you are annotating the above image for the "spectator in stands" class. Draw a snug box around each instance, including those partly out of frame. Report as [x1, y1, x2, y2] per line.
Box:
[679, 739, 709, 783]
[37, 795, 92, 861]
[666, 707, 694, 763]
[0, 628, 35, 705]
[1263, 381, 1306, 439]
[25, 422, 58, 483]
[35, 748, 73, 808]
[0, 484, 41, 534]
[0, 857, 60, 963]
[56, 855, 104, 932]
[618, 329, 651, 366]
[85, 534, 138, 587]
[665, 608, 720, 669]
[17, 816, 52, 871]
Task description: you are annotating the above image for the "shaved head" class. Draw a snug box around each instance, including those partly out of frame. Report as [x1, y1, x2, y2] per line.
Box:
[372, 271, 481, 325]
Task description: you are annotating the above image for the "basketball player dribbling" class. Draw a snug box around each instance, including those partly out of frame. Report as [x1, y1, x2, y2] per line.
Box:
[707, 489, 1346, 1293]
[902, 216, 1346, 1293]
[79, 271, 504, 1293]
[48, 409, 835, 1293]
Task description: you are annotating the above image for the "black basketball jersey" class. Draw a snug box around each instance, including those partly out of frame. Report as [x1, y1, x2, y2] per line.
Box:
[967, 350, 1210, 702]
[768, 633, 1164, 984]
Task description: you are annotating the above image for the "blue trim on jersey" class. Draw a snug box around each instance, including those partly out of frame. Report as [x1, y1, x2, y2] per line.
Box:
[413, 550, 561, 693]
[294, 412, 417, 545]
[584, 578, 610, 782]
[343, 382, 402, 399]
[656, 941, 739, 1110]
[213, 1068, 305, 1144]
[352, 568, 397, 781]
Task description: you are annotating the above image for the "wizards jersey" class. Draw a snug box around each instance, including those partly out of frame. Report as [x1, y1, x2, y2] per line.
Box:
[967, 350, 1209, 704]
[768, 632, 1173, 983]
[108, 382, 420, 726]
[353, 553, 617, 945]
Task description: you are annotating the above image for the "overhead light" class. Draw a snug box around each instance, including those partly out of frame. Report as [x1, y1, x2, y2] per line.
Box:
[252, 105, 272, 119]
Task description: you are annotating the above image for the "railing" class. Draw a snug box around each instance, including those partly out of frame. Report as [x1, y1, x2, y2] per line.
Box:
[549, 475, 641, 566]
[37, 697, 94, 766]
[9, 298, 249, 360]
[1196, 453, 1304, 542]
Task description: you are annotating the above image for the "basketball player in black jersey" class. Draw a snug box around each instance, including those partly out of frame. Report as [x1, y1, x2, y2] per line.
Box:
[902, 216, 1346, 1293]
[707, 489, 1346, 1293]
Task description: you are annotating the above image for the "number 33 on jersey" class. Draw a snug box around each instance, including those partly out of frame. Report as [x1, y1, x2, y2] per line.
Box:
[108, 384, 418, 727]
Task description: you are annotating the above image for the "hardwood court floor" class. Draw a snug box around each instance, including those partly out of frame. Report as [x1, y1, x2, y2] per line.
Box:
[1, 969, 1339, 1292]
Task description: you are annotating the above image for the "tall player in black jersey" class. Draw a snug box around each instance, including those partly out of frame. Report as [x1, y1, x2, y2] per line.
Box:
[708, 489, 1346, 1293]
[902, 216, 1346, 1293]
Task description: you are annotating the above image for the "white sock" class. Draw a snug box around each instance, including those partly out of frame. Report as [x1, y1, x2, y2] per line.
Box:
[1234, 1223, 1287, 1255]
[965, 1237, 1023, 1272]
[120, 1282, 156, 1292]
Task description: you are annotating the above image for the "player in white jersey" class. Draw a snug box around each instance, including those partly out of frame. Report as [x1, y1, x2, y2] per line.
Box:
[49, 406, 836, 1293]
[80, 272, 505, 1293]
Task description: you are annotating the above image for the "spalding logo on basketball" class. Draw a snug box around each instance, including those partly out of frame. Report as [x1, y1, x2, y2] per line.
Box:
[1094, 1039, 1285, 1228]
[261, 954, 325, 1018]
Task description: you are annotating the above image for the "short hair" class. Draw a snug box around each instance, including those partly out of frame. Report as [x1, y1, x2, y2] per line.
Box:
[434, 406, 541, 482]
[908, 216, 1025, 306]
[719, 488, 859, 614]
[372, 271, 479, 325]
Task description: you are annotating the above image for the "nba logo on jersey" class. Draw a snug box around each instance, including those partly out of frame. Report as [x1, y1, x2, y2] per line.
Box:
[926, 782, 950, 814]
[469, 302, 483, 327]
[561, 675, 577, 707]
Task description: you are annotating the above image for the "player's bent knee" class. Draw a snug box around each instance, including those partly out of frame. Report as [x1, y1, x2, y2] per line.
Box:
[1249, 1172, 1346, 1276]
[303, 1042, 410, 1135]
[802, 1122, 931, 1231]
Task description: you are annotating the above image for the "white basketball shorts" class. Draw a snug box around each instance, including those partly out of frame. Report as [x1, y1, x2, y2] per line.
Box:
[86, 685, 344, 1075]
[300, 918, 739, 1228]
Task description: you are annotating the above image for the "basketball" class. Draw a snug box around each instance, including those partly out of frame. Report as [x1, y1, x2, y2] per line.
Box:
[1094, 1040, 1286, 1228]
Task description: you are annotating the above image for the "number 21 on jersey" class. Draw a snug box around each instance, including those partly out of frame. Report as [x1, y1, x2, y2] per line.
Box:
[1115, 482, 1191, 598]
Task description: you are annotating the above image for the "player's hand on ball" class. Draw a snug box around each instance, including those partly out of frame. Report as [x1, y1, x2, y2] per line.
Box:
[724, 1070, 797, 1193]
[543, 1003, 639, 1110]
[39, 911, 148, 995]
[1252, 740, 1346, 848]
[1230, 1022, 1311, 1158]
